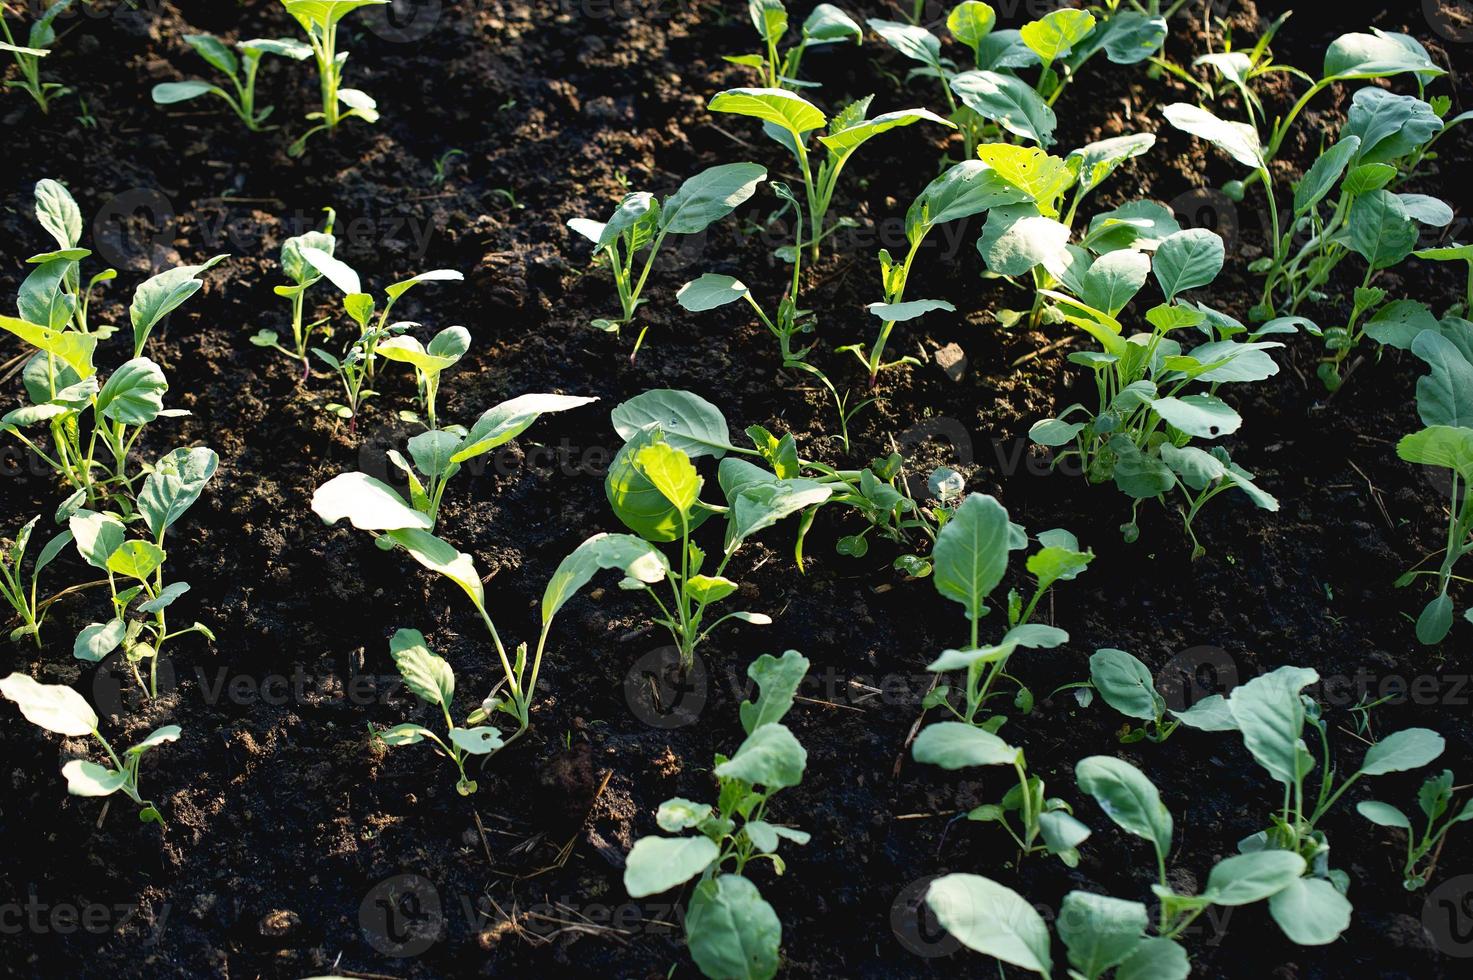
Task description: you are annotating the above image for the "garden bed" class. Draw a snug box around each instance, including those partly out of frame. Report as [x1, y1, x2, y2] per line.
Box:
[2, 1, 1471, 977]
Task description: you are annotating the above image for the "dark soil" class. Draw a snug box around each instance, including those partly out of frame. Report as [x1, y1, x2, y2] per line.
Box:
[2, 1, 1471, 977]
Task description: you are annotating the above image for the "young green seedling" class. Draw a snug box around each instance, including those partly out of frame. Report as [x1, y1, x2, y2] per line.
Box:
[1085, 647, 1235, 742]
[1218, 666, 1444, 929]
[68, 446, 220, 700]
[374, 392, 597, 529]
[625, 650, 811, 980]
[706, 88, 951, 260]
[0, 672, 179, 824]
[1394, 325, 1473, 644]
[278, 0, 388, 155]
[567, 163, 766, 355]
[1162, 27, 1445, 317]
[301, 247, 463, 428]
[370, 628, 504, 795]
[375, 325, 470, 429]
[728, 1, 861, 90]
[151, 34, 312, 131]
[312, 398, 638, 746]
[909, 492, 1092, 863]
[1028, 230, 1297, 554]
[0, 516, 73, 647]
[250, 207, 338, 377]
[1359, 769, 1473, 891]
[0, 0, 72, 113]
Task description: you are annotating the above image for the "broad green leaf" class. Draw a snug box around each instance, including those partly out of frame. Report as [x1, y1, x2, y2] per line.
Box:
[1411, 331, 1473, 428]
[1343, 88, 1442, 166]
[311, 472, 431, 531]
[69, 510, 126, 571]
[281, 0, 389, 32]
[748, 0, 786, 43]
[1151, 395, 1241, 439]
[726, 478, 832, 549]
[932, 493, 1013, 621]
[1154, 229, 1224, 300]
[139, 446, 219, 537]
[0, 314, 96, 380]
[611, 389, 736, 458]
[127, 724, 181, 755]
[106, 541, 166, 581]
[383, 269, 462, 303]
[678, 274, 751, 312]
[1294, 138, 1361, 214]
[740, 650, 810, 734]
[623, 835, 720, 897]
[0, 673, 97, 736]
[606, 431, 712, 542]
[948, 2, 997, 53]
[1203, 850, 1305, 905]
[1348, 190, 1417, 271]
[635, 441, 702, 516]
[1359, 728, 1445, 776]
[73, 619, 126, 663]
[975, 143, 1074, 212]
[542, 532, 668, 623]
[1020, 8, 1095, 63]
[1087, 200, 1181, 253]
[374, 722, 431, 746]
[905, 160, 1032, 243]
[685, 875, 782, 980]
[62, 760, 128, 797]
[449, 726, 504, 755]
[803, 4, 860, 44]
[868, 18, 946, 73]
[913, 722, 1020, 769]
[1081, 249, 1150, 316]
[130, 256, 228, 354]
[709, 87, 825, 140]
[1090, 649, 1162, 722]
[818, 107, 953, 159]
[1324, 29, 1444, 81]
[926, 874, 1053, 975]
[383, 527, 484, 609]
[1268, 876, 1352, 945]
[1069, 133, 1156, 195]
[952, 71, 1056, 145]
[867, 299, 955, 322]
[977, 205, 1071, 277]
[184, 33, 238, 74]
[152, 81, 224, 105]
[96, 357, 168, 425]
[453, 392, 597, 463]
[1226, 666, 1318, 787]
[1397, 426, 1473, 478]
[34, 179, 82, 250]
[300, 245, 361, 295]
[1161, 103, 1264, 169]
[1058, 891, 1148, 979]
[1356, 800, 1411, 829]
[388, 628, 453, 708]
[1075, 755, 1173, 860]
[375, 336, 459, 374]
[1116, 937, 1190, 980]
[1096, 12, 1168, 66]
[714, 722, 808, 789]
[138, 581, 190, 614]
[656, 797, 712, 832]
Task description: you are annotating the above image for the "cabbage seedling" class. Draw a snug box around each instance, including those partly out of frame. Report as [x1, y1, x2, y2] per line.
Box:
[706, 88, 951, 260]
[0, 516, 73, 647]
[910, 492, 1093, 863]
[625, 651, 811, 980]
[376, 325, 470, 429]
[370, 628, 505, 795]
[1394, 326, 1473, 644]
[151, 34, 312, 131]
[1214, 665, 1444, 934]
[1028, 232, 1297, 554]
[69, 447, 220, 699]
[2, 181, 224, 506]
[311, 398, 638, 745]
[279, 0, 388, 156]
[250, 207, 338, 377]
[567, 163, 766, 355]
[1359, 769, 1473, 891]
[1086, 647, 1233, 742]
[1162, 27, 1445, 316]
[0, 672, 179, 824]
[0, 0, 72, 113]
[728, 1, 861, 90]
[300, 247, 462, 426]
